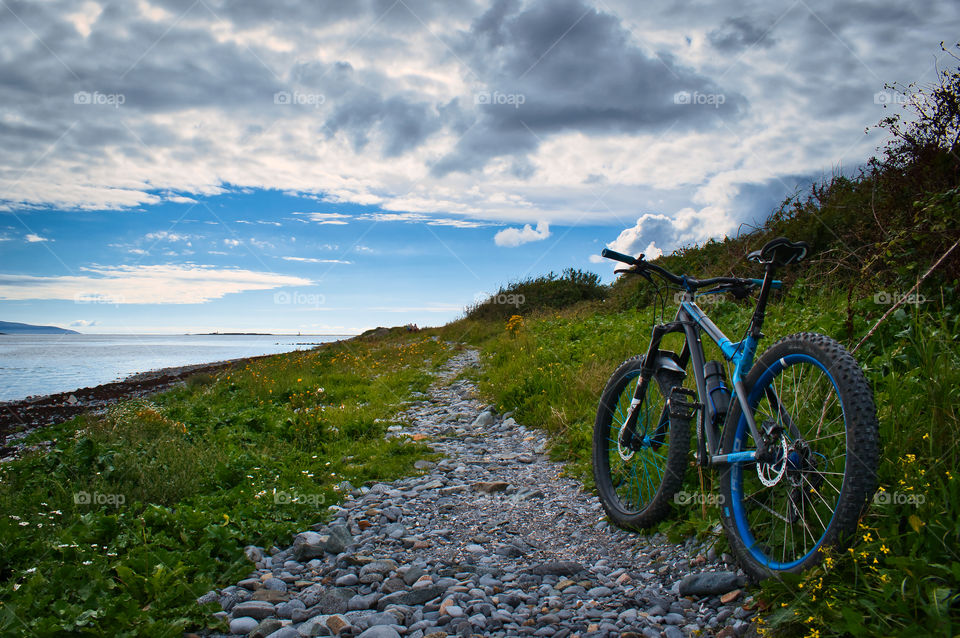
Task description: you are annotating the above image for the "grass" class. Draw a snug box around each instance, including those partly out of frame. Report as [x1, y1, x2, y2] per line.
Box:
[0, 334, 455, 637]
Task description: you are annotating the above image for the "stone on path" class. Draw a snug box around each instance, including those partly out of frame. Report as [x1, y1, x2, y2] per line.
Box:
[678, 571, 744, 597]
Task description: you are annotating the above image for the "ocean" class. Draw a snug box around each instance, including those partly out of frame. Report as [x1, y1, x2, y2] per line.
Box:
[0, 334, 344, 402]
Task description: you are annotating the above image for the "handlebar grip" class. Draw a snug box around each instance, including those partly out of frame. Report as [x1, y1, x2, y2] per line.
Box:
[601, 248, 638, 265]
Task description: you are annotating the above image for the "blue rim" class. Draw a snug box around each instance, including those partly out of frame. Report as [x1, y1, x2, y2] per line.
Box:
[609, 370, 668, 512]
[729, 353, 845, 569]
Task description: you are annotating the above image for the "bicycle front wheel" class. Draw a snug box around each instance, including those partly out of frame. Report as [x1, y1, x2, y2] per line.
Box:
[720, 332, 879, 580]
[592, 355, 689, 529]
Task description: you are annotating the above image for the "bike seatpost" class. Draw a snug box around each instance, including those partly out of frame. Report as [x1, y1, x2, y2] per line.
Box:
[748, 263, 778, 338]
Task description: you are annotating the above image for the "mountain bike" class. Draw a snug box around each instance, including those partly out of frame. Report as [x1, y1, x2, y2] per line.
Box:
[592, 237, 879, 580]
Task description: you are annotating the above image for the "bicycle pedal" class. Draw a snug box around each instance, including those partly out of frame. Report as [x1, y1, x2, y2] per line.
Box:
[667, 387, 701, 419]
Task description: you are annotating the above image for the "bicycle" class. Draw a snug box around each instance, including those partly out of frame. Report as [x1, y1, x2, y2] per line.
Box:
[592, 237, 879, 580]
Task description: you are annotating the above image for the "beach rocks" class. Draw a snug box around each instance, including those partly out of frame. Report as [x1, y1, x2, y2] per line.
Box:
[203, 348, 750, 637]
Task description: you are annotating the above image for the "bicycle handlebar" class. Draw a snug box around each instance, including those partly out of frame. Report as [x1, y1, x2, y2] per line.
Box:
[601, 249, 758, 291]
[600, 248, 638, 265]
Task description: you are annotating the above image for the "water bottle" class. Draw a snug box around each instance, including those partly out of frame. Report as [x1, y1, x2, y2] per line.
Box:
[704, 360, 730, 425]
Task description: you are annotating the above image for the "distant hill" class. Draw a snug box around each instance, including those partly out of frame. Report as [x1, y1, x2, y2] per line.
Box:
[0, 321, 80, 335]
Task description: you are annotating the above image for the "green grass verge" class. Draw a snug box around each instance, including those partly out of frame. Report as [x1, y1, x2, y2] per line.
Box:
[0, 335, 455, 637]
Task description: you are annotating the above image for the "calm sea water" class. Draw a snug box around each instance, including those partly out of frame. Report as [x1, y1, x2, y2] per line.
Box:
[0, 334, 344, 402]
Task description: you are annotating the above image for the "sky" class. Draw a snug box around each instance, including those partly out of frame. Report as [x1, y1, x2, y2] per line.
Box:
[1, 0, 957, 334]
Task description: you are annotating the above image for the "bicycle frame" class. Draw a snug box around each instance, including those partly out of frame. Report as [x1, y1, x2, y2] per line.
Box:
[623, 267, 784, 468]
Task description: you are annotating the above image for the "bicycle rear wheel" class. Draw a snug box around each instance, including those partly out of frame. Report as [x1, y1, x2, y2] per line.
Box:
[720, 333, 879, 580]
[592, 355, 689, 529]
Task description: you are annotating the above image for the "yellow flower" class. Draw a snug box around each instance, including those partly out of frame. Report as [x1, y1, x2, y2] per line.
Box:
[880, 544, 890, 554]
[863, 532, 873, 542]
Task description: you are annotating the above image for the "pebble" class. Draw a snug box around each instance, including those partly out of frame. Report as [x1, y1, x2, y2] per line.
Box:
[200, 349, 748, 637]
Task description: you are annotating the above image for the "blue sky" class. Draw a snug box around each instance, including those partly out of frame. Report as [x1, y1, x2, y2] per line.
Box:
[1, 0, 957, 333]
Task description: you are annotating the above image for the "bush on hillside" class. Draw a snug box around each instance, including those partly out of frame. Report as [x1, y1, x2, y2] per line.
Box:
[465, 268, 605, 321]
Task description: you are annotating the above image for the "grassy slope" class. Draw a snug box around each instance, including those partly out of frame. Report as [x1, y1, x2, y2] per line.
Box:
[0, 335, 455, 636]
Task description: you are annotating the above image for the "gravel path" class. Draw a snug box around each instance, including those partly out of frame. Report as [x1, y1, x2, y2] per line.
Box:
[200, 348, 757, 638]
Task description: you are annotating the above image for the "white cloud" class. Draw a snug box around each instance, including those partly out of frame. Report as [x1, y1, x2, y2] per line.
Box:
[298, 212, 351, 225]
[606, 208, 734, 259]
[70, 319, 97, 327]
[223, 238, 241, 247]
[357, 212, 490, 228]
[494, 221, 550, 247]
[167, 196, 197, 204]
[26, 234, 49, 243]
[282, 256, 352, 264]
[0, 264, 311, 304]
[145, 231, 194, 242]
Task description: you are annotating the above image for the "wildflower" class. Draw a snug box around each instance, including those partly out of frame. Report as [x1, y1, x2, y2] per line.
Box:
[880, 544, 890, 554]
[862, 532, 873, 542]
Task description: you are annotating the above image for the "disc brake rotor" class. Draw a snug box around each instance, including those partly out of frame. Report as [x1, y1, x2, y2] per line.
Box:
[757, 436, 789, 487]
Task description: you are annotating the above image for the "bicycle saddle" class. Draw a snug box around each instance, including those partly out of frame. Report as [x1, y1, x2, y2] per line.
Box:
[747, 237, 810, 266]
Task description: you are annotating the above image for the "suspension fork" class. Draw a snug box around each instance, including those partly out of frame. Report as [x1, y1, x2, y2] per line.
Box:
[620, 320, 684, 447]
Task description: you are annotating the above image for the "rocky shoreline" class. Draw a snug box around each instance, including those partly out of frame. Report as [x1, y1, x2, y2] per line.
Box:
[198, 349, 756, 638]
[0, 354, 275, 461]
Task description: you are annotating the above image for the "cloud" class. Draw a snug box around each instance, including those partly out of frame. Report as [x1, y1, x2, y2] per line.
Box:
[433, 0, 745, 175]
[282, 256, 352, 264]
[145, 231, 194, 242]
[298, 213, 351, 225]
[26, 234, 49, 242]
[708, 16, 778, 52]
[606, 208, 735, 259]
[0, 264, 311, 304]
[0, 0, 953, 244]
[357, 212, 491, 228]
[494, 220, 550, 247]
[70, 319, 97, 327]
[224, 239, 241, 247]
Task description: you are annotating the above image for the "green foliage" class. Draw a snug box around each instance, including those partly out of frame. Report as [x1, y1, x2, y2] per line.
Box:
[465, 268, 606, 322]
[0, 336, 453, 636]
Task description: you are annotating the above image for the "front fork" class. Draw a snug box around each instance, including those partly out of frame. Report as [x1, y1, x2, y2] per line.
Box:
[619, 320, 685, 450]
